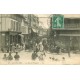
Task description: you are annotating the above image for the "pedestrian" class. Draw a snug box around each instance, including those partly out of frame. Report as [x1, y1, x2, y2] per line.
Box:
[7, 52, 13, 60]
[39, 41, 44, 52]
[16, 43, 19, 51]
[56, 46, 60, 54]
[32, 51, 38, 60]
[10, 44, 12, 52]
[34, 43, 38, 53]
[3, 54, 7, 60]
[38, 54, 44, 61]
[12, 45, 15, 53]
[25, 44, 27, 51]
[14, 52, 20, 60]
[1, 48, 4, 53]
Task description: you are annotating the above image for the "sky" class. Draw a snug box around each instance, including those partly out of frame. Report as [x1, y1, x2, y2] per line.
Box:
[37, 14, 50, 29]
[37, 14, 80, 29]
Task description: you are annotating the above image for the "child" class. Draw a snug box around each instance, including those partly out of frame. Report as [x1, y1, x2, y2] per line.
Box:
[7, 52, 13, 60]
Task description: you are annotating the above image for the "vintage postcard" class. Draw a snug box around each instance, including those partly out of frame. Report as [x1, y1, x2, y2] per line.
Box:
[0, 14, 80, 65]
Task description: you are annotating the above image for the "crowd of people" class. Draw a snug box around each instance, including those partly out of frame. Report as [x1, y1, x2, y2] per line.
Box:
[31, 40, 67, 61]
[3, 52, 20, 61]
[31, 41, 46, 61]
[1, 38, 71, 62]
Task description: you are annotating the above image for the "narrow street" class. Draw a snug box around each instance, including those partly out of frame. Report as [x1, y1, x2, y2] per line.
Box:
[0, 14, 80, 65]
[0, 50, 80, 65]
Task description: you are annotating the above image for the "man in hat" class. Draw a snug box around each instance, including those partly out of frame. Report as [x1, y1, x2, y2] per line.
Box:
[14, 52, 20, 60]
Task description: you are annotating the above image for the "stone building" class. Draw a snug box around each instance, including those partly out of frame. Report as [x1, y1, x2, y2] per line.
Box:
[27, 14, 39, 43]
[0, 14, 24, 52]
[50, 14, 80, 51]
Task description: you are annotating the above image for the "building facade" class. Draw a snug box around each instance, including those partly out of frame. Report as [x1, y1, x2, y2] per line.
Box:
[21, 19, 29, 46]
[20, 14, 39, 49]
[0, 14, 24, 52]
[50, 15, 80, 51]
[27, 14, 39, 43]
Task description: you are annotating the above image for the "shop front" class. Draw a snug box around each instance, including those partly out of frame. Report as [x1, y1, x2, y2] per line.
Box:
[0, 31, 22, 52]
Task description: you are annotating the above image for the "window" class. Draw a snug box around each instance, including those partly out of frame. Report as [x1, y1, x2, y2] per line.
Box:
[11, 20, 13, 30]
[16, 22, 18, 31]
[11, 20, 16, 31]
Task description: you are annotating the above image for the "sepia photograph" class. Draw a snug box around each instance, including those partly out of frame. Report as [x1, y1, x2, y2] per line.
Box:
[0, 14, 80, 64]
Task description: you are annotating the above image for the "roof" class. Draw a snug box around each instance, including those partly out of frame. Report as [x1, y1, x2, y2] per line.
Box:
[64, 14, 80, 19]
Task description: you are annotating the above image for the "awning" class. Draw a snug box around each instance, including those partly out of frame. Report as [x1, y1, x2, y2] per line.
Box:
[9, 32, 21, 35]
[19, 34, 24, 37]
[59, 34, 80, 36]
[32, 28, 38, 33]
[52, 28, 80, 30]
[32, 28, 36, 32]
